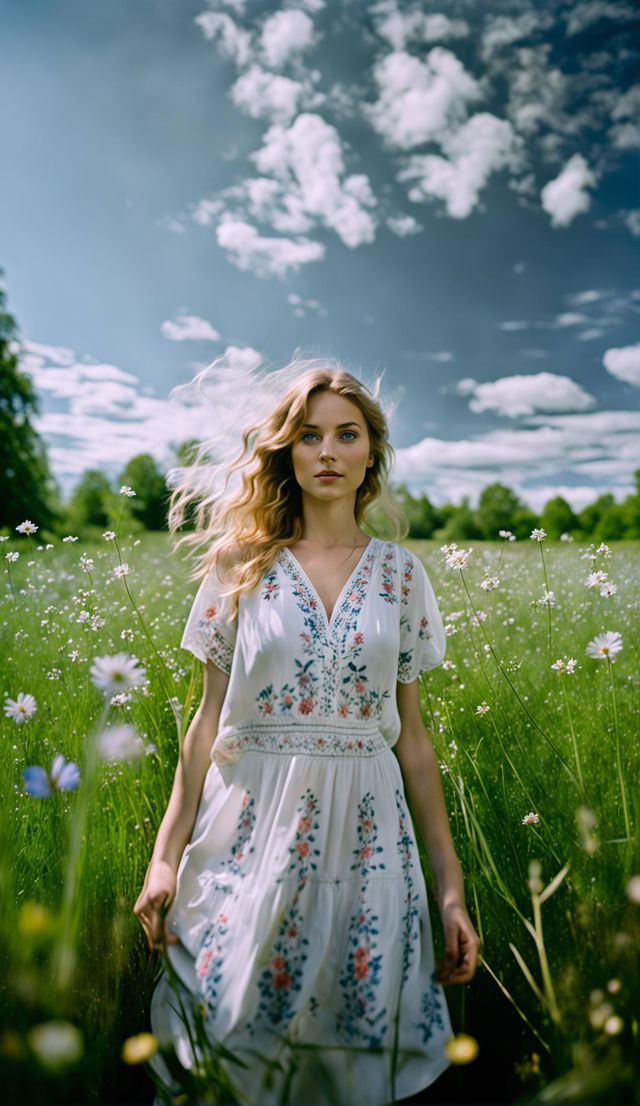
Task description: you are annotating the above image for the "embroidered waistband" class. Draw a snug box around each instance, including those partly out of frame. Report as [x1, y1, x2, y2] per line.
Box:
[211, 720, 390, 763]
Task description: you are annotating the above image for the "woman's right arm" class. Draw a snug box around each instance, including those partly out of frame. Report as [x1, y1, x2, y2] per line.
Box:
[133, 660, 230, 951]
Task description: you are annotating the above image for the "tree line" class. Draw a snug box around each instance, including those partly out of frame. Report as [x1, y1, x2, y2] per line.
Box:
[2, 270, 639, 541]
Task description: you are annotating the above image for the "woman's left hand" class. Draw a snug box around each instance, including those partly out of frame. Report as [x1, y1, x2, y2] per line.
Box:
[436, 903, 481, 985]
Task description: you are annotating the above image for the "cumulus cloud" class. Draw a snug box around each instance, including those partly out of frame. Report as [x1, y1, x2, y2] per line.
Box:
[22, 340, 264, 482]
[399, 112, 522, 219]
[386, 213, 423, 236]
[393, 410, 640, 504]
[160, 315, 221, 342]
[249, 113, 376, 247]
[603, 344, 640, 386]
[215, 214, 325, 275]
[457, 372, 596, 417]
[567, 289, 606, 305]
[504, 45, 570, 137]
[230, 66, 307, 123]
[287, 292, 328, 317]
[565, 1, 636, 36]
[373, 3, 469, 50]
[260, 9, 315, 69]
[481, 11, 554, 59]
[541, 154, 596, 227]
[368, 48, 480, 151]
[194, 12, 252, 67]
[624, 210, 640, 236]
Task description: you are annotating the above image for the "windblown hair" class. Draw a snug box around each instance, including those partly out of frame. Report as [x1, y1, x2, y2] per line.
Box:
[168, 358, 407, 615]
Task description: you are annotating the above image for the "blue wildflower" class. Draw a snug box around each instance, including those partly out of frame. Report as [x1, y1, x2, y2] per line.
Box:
[23, 754, 80, 798]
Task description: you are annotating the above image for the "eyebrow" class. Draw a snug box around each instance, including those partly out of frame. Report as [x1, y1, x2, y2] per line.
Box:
[301, 421, 361, 429]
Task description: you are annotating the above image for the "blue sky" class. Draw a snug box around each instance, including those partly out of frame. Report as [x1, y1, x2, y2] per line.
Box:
[1, 0, 639, 509]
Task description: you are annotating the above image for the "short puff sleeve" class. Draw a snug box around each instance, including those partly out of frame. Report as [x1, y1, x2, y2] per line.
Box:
[397, 549, 446, 682]
[180, 566, 237, 675]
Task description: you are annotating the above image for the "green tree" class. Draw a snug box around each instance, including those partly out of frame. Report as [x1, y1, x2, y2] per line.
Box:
[540, 496, 580, 539]
[578, 494, 615, 536]
[118, 453, 169, 530]
[594, 503, 626, 541]
[435, 498, 483, 541]
[620, 469, 640, 539]
[511, 507, 541, 540]
[474, 482, 525, 539]
[395, 485, 441, 538]
[66, 470, 113, 529]
[0, 274, 60, 531]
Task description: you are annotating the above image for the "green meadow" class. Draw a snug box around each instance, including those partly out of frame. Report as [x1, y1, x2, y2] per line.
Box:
[0, 529, 638, 1105]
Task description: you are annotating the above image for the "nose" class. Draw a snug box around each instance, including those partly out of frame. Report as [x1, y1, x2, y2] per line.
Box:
[319, 439, 336, 461]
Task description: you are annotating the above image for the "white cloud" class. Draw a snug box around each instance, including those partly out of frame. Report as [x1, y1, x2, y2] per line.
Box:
[386, 213, 423, 236]
[160, 315, 221, 342]
[553, 312, 589, 327]
[457, 372, 596, 417]
[399, 112, 522, 219]
[505, 45, 570, 137]
[287, 293, 328, 318]
[498, 320, 529, 331]
[368, 48, 480, 151]
[373, 3, 469, 50]
[567, 289, 606, 305]
[194, 12, 252, 67]
[260, 9, 315, 69]
[393, 410, 640, 504]
[565, 1, 635, 36]
[603, 344, 640, 387]
[250, 113, 376, 247]
[481, 11, 554, 59]
[230, 66, 306, 123]
[624, 210, 640, 236]
[541, 154, 596, 228]
[216, 215, 325, 275]
[23, 341, 264, 483]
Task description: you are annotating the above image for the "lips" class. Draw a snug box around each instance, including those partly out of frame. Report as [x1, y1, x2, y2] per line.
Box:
[315, 471, 341, 477]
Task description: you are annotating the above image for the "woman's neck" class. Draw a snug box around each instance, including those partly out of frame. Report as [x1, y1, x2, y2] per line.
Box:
[297, 497, 365, 548]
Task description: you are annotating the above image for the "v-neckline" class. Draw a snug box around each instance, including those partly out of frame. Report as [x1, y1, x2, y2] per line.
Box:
[283, 538, 377, 629]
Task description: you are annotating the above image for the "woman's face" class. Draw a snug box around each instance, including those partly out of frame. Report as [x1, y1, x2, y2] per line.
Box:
[290, 390, 373, 506]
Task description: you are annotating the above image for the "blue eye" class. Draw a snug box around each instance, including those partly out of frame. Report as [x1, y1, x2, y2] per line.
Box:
[341, 431, 357, 441]
[301, 432, 318, 442]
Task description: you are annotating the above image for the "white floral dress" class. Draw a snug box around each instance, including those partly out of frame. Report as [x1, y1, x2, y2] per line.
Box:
[149, 538, 453, 1106]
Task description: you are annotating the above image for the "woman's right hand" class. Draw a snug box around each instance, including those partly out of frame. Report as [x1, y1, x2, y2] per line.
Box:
[133, 860, 180, 952]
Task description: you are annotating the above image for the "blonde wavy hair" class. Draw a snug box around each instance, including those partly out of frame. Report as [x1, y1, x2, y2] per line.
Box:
[168, 358, 407, 615]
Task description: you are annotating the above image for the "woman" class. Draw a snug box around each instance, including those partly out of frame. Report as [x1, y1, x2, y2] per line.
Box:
[134, 364, 480, 1106]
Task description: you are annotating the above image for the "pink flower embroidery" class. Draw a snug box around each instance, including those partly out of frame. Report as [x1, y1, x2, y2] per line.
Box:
[273, 970, 293, 990]
[298, 697, 315, 715]
[205, 605, 217, 619]
[271, 955, 286, 971]
[298, 816, 312, 833]
[296, 841, 310, 858]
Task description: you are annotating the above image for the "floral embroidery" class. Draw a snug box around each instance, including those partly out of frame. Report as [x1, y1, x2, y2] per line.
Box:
[196, 793, 256, 1023]
[261, 569, 280, 601]
[249, 790, 321, 1032]
[395, 790, 420, 983]
[378, 548, 397, 604]
[338, 633, 390, 720]
[337, 794, 388, 1047]
[194, 607, 235, 674]
[212, 723, 388, 762]
[256, 633, 320, 716]
[416, 971, 446, 1044]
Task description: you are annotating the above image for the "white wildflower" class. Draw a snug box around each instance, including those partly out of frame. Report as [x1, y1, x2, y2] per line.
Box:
[538, 590, 556, 607]
[585, 631, 623, 660]
[475, 702, 490, 715]
[442, 660, 456, 671]
[560, 533, 574, 542]
[0, 535, 8, 542]
[530, 528, 546, 541]
[120, 628, 135, 642]
[6, 551, 19, 562]
[113, 563, 130, 578]
[90, 615, 105, 630]
[47, 669, 62, 681]
[551, 658, 577, 674]
[581, 544, 597, 562]
[67, 650, 80, 662]
[522, 812, 540, 826]
[79, 555, 94, 572]
[585, 571, 608, 588]
[110, 692, 132, 706]
[445, 547, 472, 571]
[119, 485, 136, 497]
[62, 535, 79, 543]
[498, 530, 516, 541]
[16, 520, 38, 535]
[98, 724, 145, 761]
[480, 575, 500, 591]
[90, 653, 146, 694]
[102, 531, 116, 541]
[600, 582, 617, 598]
[4, 692, 37, 723]
[596, 543, 612, 558]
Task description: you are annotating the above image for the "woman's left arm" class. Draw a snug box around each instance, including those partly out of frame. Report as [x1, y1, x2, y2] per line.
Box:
[395, 678, 481, 985]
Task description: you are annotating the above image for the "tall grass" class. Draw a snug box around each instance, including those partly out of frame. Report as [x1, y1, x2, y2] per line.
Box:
[0, 526, 638, 1104]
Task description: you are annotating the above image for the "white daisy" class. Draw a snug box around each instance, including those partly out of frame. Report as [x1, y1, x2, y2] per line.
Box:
[530, 528, 547, 541]
[98, 724, 145, 761]
[16, 520, 38, 534]
[445, 547, 472, 571]
[522, 812, 540, 826]
[4, 692, 37, 723]
[119, 485, 136, 497]
[113, 563, 130, 578]
[90, 653, 146, 693]
[475, 702, 490, 715]
[585, 631, 623, 661]
[102, 531, 116, 541]
[6, 551, 19, 562]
